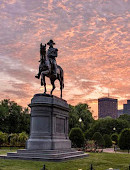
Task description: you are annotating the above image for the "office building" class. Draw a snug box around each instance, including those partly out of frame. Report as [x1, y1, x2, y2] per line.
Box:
[98, 97, 118, 119]
[123, 100, 130, 115]
[118, 109, 123, 117]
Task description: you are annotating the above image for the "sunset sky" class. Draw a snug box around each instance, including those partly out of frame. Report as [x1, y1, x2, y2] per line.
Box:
[0, 0, 130, 118]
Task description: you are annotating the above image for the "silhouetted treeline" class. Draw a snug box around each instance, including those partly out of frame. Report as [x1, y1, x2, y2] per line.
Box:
[0, 99, 30, 134]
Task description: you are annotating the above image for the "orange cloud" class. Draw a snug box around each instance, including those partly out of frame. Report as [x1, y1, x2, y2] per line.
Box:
[0, 0, 129, 118]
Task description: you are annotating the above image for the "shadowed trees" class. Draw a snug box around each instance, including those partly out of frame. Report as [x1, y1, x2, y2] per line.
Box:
[69, 103, 95, 132]
[0, 99, 30, 134]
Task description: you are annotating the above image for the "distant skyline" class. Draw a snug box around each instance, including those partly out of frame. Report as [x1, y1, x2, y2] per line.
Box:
[0, 0, 130, 118]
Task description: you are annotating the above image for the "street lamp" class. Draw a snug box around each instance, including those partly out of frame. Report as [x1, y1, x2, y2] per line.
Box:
[79, 118, 82, 129]
[79, 118, 82, 123]
[113, 127, 116, 152]
[113, 127, 116, 131]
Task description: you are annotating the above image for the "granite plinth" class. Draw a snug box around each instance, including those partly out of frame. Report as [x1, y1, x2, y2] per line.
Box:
[3, 94, 89, 161]
[27, 94, 71, 150]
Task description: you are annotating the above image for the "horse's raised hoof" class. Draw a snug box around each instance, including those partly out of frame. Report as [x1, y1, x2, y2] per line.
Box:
[35, 74, 40, 79]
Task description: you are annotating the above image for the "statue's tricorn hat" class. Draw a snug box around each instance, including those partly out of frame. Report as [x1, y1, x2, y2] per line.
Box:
[47, 39, 55, 45]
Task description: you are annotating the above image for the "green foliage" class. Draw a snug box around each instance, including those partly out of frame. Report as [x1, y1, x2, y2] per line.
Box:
[90, 117, 129, 136]
[69, 103, 94, 132]
[85, 140, 95, 149]
[0, 99, 30, 134]
[84, 128, 94, 141]
[111, 133, 118, 145]
[92, 132, 105, 147]
[118, 128, 130, 150]
[9, 133, 19, 146]
[69, 128, 85, 148]
[119, 114, 130, 127]
[103, 134, 112, 148]
[18, 132, 28, 146]
[0, 132, 8, 146]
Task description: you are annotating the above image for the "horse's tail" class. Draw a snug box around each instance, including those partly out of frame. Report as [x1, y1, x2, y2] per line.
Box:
[61, 69, 64, 89]
[57, 65, 64, 89]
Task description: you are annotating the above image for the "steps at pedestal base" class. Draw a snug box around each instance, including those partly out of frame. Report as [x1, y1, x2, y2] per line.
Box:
[0, 149, 89, 162]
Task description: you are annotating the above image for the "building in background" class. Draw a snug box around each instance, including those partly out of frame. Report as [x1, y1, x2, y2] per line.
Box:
[98, 97, 118, 119]
[123, 100, 130, 115]
[118, 109, 123, 117]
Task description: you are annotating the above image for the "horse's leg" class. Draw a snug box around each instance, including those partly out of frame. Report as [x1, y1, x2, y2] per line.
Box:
[50, 79, 55, 95]
[41, 73, 47, 93]
[43, 76, 47, 94]
[60, 80, 62, 98]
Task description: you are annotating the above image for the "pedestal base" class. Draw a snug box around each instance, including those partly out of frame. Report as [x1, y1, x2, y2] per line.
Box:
[3, 149, 89, 161]
[3, 94, 89, 161]
[27, 139, 71, 150]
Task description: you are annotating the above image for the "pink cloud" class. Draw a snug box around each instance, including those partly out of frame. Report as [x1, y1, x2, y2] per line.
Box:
[0, 0, 129, 118]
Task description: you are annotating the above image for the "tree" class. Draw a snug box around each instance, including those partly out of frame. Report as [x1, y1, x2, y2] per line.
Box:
[119, 114, 130, 127]
[111, 133, 118, 145]
[69, 128, 85, 148]
[92, 132, 105, 148]
[69, 105, 79, 131]
[103, 134, 112, 148]
[118, 128, 130, 150]
[0, 99, 30, 134]
[69, 103, 94, 132]
[84, 128, 94, 141]
[90, 117, 129, 136]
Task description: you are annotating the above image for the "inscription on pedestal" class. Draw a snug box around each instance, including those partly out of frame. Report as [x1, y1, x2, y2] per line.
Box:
[56, 117, 65, 133]
[31, 117, 50, 133]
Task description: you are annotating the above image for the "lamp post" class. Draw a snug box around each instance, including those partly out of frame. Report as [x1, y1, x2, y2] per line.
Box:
[79, 118, 82, 129]
[113, 127, 116, 152]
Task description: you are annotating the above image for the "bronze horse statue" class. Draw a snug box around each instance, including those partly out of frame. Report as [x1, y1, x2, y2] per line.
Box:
[36, 43, 64, 98]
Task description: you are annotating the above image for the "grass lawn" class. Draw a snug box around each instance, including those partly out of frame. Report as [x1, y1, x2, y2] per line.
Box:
[0, 149, 130, 170]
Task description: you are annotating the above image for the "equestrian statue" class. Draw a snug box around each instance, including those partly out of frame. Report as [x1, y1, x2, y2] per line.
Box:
[35, 40, 64, 98]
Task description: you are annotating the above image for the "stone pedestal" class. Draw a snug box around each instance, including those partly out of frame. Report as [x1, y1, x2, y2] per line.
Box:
[3, 94, 89, 161]
[27, 94, 71, 150]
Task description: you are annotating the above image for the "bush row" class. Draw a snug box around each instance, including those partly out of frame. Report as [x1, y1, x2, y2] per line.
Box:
[69, 127, 130, 150]
[0, 131, 28, 147]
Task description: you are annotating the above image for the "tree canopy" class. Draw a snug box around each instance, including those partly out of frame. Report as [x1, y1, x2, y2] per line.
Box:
[69, 103, 94, 132]
[118, 128, 130, 150]
[118, 114, 130, 127]
[0, 99, 30, 134]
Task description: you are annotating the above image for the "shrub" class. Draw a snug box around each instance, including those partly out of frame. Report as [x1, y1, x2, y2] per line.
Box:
[85, 140, 95, 149]
[0, 132, 4, 146]
[111, 133, 118, 145]
[84, 128, 94, 141]
[0, 131, 8, 146]
[92, 132, 105, 148]
[69, 128, 85, 148]
[18, 132, 28, 146]
[118, 128, 130, 150]
[9, 133, 19, 146]
[103, 134, 112, 148]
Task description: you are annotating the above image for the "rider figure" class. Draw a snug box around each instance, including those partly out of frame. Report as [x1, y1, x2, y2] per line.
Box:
[47, 39, 58, 77]
[35, 40, 58, 79]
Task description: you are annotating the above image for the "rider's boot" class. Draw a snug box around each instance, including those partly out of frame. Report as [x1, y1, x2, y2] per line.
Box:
[35, 73, 40, 79]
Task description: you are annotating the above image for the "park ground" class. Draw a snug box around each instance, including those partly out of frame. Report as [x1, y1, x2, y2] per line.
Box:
[0, 149, 130, 170]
